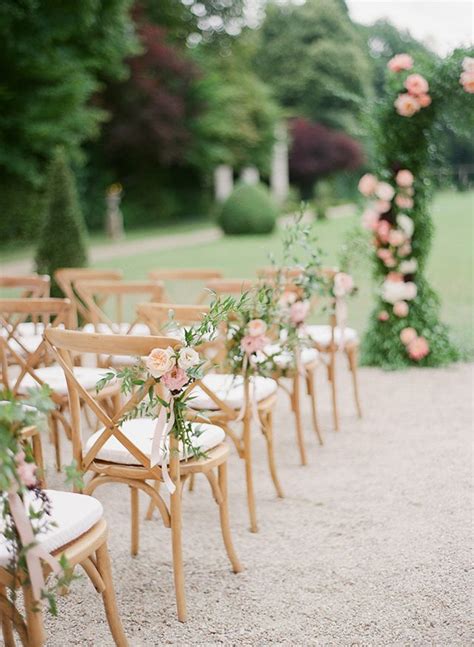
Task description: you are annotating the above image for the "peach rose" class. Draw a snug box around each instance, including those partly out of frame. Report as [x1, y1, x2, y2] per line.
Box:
[377, 248, 396, 267]
[333, 272, 354, 297]
[386, 272, 403, 282]
[375, 182, 395, 202]
[395, 170, 414, 188]
[460, 71, 474, 93]
[376, 220, 391, 243]
[407, 336, 429, 360]
[162, 366, 189, 392]
[387, 53, 413, 72]
[279, 290, 297, 307]
[404, 73, 429, 96]
[395, 194, 414, 209]
[247, 319, 267, 337]
[417, 93, 432, 107]
[358, 173, 378, 196]
[400, 327, 417, 345]
[290, 300, 310, 325]
[146, 346, 175, 378]
[388, 229, 405, 247]
[394, 93, 421, 117]
[378, 310, 389, 322]
[361, 209, 379, 230]
[393, 301, 409, 317]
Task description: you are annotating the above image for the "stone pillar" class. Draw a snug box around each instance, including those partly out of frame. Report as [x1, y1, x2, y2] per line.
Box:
[214, 164, 233, 202]
[271, 122, 289, 205]
[240, 166, 260, 185]
[105, 183, 124, 240]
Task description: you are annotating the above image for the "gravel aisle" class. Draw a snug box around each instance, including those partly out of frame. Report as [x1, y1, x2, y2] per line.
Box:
[42, 362, 473, 646]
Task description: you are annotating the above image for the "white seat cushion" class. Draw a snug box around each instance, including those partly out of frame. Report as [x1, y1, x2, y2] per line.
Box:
[190, 374, 278, 411]
[8, 334, 43, 356]
[261, 344, 318, 369]
[85, 417, 225, 465]
[0, 490, 103, 567]
[82, 322, 150, 335]
[305, 325, 358, 347]
[17, 366, 109, 395]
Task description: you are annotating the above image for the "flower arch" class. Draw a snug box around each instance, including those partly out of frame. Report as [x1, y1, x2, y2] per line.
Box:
[358, 50, 473, 368]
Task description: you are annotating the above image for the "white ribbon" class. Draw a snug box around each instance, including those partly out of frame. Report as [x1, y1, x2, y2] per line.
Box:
[150, 394, 176, 494]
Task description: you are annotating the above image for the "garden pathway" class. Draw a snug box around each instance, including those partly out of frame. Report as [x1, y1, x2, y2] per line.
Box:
[42, 360, 473, 646]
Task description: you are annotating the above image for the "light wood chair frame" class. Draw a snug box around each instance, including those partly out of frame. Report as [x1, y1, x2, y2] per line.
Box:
[0, 518, 127, 647]
[136, 302, 283, 534]
[147, 269, 223, 305]
[54, 269, 123, 328]
[44, 328, 242, 622]
[0, 275, 50, 300]
[0, 298, 120, 471]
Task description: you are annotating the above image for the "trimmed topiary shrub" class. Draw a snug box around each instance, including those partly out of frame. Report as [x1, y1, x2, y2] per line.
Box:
[218, 183, 278, 235]
[35, 149, 88, 296]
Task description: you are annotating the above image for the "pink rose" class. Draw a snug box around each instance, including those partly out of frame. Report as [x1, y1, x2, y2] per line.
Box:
[290, 300, 310, 325]
[394, 93, 421, 117]
[404, 73, 429, 96]
[375, 199, 391, 214]
[460, 71, 474, 94]
[361, 209, 379, 231]
[388, 229, 405, 247]
[240, 334, 269, 355]
[398, 243, 412, 258]
[375, 182, 395, 202]
[377, 248, 396, 268]
[395, 194, 414, 209]
[417, 93, 432, 107]
[387, 53, 413, 72]
[358, 173, 378, 196]
[407, 336, 429, 361]
[395, 170, 414, 188]
[393, 301, 409, 317]
[247, 319, 267, 337]
[378, 310, 389, 322]
[386, 272, 403, 282]
[15, 452, 37, 487]
[376, 220, 391, 243]
[333, 272, 354, 297]
[400, 327, 417, 345]
[161, 366, 189, 392]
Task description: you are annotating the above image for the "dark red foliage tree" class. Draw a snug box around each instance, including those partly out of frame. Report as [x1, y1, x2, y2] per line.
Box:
[101, 20, 199, 169]
[289, 118, 364, 199]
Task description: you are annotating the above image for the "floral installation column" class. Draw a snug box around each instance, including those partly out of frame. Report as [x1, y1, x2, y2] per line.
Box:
[359, 51, 473, 368]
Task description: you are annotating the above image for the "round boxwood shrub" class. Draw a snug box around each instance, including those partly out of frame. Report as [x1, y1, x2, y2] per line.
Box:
[218, 183, 278, 235]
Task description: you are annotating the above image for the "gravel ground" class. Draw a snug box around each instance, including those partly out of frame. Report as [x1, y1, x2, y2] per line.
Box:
[41, 361, 473, 646]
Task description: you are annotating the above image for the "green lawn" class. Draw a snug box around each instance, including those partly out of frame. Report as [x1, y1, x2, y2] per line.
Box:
[92, 190, 474, 357]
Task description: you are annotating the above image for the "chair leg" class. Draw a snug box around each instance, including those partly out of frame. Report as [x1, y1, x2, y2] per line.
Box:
[292, 375, 308, 465]
[96, 541, 129, 647]
[0, 585, 15, 647]
[188, 473, 196, 492]
[145, 480, 160, 521]
[217, 463, 243, 573]
[170, 482, 187, 622]
[327, 352, 340, 431]
[261, 410, 284, 498]
[23, 584, 45, 647]
[306, 371, 324, 446]
[49, 413, 61, 472]
[347, 346, 362, 418]
[130, 487, 139, 556]
[243, 416, 258, 533]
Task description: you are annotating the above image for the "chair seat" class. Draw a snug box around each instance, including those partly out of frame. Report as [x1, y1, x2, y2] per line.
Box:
[305, 325, 358, 348]
[82, 322, 150, 335]
[85, 417, 225, 466]
[261, 344, 318, 369]
[18, 365, 109, 395]
[190, 374, 278, 411]
[8, 334, 43, 356]
[0, 490, 103, 567]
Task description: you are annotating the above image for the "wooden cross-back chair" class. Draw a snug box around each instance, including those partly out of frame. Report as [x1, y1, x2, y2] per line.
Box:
[136, 302, 283, 534]
[54, 268, 123, 327]
[44, 328, 242, 622]
[0, 484, 127, 647]
[259, 265, 362, 432]
[147, 269, 223, 304]
[0, 276, 51, 335]
[0, 298, 121, 471]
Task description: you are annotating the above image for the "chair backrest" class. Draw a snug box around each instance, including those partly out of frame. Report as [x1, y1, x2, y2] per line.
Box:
[0, 298, 72, 397]
[44, 328, 186, 477]
[54, 268, 123, 326]
[74, 280, 165, 333]
[204, 278, 257, 298]
[147, 269, 223, 304]
[136, 303, 211, 334]
[0, 274, 50, 299]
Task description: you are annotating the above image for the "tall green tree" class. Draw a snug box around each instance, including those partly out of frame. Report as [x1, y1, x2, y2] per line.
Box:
[36, 150, 88, 295]
[256, 0, 371, 134]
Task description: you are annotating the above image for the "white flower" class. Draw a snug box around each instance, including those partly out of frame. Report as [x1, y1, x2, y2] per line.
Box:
[375, 182, 395, 202]
[177, 347, 200, 370]
[397, 214, 414, 238]
[399, 258, 418, 274]
[333, 272, 354, 297]
[145, 346, 175, 378]
[247, 319, 267, 337]
[381, 280, 417, 304]
[462, 56, 474, 73]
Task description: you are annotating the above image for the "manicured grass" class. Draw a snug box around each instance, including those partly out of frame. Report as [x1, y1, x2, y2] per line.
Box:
[93, 190, 474, 357]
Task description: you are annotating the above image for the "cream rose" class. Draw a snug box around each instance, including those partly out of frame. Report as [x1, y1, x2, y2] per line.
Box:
[396, 214, 414, 238]
[375, 182, 395, 202]
[247, 319, 267, 337]
[145, 346, 175, 378]
[177, 347, 200, 370]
